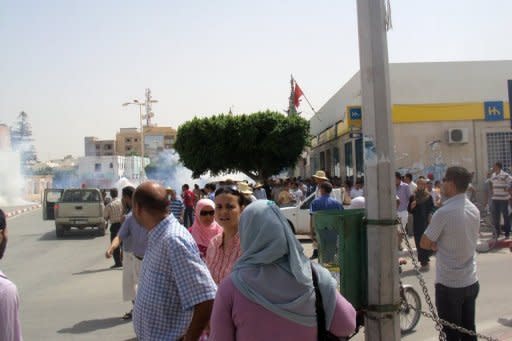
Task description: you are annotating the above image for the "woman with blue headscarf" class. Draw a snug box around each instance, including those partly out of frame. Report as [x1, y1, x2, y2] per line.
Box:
[209, 200, 356, 340]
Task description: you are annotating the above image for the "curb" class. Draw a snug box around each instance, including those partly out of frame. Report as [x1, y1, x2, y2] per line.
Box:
[5, 204, 42, 219]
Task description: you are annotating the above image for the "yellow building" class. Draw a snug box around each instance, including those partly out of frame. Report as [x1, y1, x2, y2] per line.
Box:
[306, 60, 512, 195]
[116, 126, 177, 160]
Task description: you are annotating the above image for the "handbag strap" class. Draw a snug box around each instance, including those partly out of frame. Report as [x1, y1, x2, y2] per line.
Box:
[311, 264, 327, 341]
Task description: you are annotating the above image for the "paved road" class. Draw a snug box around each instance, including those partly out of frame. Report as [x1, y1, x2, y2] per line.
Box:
[300, 236, 512, 340]
[4, 209, 512, 340]
[3, 209, 136, 340]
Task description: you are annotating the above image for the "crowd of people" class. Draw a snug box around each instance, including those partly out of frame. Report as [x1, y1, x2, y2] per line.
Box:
[1, 161, 511, 340]
[102, 181, 357, 340]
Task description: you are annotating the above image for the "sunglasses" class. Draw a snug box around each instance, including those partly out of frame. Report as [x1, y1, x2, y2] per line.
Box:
[200, 210, 215, 216]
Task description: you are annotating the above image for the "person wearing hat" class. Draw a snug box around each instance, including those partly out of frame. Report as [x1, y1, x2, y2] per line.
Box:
[309, 170, 330, 260]
[253, 183, 267, 200]
[238, 182, 257, 203]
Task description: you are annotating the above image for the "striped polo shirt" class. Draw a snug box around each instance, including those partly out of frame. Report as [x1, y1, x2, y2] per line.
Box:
[169, 198, 184, 220]
[491, 170, 512, 201]
[424, 193, 479, 288]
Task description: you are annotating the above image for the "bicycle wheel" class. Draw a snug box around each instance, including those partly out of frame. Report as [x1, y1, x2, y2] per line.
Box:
[400, 285, 421, 334]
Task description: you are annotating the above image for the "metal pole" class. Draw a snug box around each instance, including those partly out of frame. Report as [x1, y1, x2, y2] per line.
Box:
[139, 104, 145, 179]
[356, 0, 400, 340]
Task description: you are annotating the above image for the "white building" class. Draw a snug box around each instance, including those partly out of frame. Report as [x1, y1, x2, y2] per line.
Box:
[78, 155, 149, 188]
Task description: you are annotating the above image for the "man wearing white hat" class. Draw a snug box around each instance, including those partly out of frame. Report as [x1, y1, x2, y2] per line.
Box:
[310, 170, 330, 259]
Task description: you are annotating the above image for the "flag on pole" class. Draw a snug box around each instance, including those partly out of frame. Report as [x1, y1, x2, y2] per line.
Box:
[293, 81, 304, 108]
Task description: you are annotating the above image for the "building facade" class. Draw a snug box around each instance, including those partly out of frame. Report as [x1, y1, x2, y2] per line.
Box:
[306, 60, 512, 197]
[115, 126, 177, 160]
[78, 155, 149, 188]
[84, 137, 116, 156]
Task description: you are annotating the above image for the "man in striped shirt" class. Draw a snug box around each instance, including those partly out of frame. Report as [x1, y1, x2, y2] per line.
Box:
[168, 189, 184, 224]
[490, 162, 512, 238]
[421, 166, 480, 340]
[104, 188, 124, 268]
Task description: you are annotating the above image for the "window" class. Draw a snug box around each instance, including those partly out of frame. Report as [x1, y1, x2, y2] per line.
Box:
[127, 146, 132, 151]
[487, 132, 512, 172]
[109, 162, 113, 169]
[125, 138, 132, 143]
[134, 138, 138, 142]
[355, 138, 364, 177]
[95, 163, 101, 172]
[344, 142, 353, 178]
[104, 144, 112, 150]
[95, 144, 100, 149]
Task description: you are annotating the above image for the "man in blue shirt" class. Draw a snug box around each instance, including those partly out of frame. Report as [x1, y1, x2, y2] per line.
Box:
[105, 186, 148, 320]
[310, 182, 344, 212]
[132, 182, 217, 340]
[310, 182, 344, 260]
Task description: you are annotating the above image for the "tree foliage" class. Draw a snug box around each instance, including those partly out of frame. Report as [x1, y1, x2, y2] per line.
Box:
[10, 111, 37, 170]
[174, 110, 310, 181]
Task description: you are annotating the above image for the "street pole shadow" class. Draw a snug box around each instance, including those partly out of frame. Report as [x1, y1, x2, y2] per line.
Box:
[498, 317, 512, 327]
[72, 268, 119, 275]
[58, 317, 130, 334]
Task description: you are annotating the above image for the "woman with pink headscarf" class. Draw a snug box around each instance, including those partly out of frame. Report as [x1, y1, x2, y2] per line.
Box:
[189, 199, 223, 259]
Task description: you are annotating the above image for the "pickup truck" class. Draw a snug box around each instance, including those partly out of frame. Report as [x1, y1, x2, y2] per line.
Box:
[43, 188, 106, 238]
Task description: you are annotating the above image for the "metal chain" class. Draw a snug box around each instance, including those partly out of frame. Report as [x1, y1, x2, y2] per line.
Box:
[405, 303, 500, 341]
[398, 222, 447, 340]
[399, 223, 499, 340]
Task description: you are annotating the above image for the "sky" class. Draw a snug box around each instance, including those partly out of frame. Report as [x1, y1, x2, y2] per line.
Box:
[1, 0, 511, 161]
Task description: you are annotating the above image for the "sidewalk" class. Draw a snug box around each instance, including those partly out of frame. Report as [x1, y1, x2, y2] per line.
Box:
[3, 204, 41, 218]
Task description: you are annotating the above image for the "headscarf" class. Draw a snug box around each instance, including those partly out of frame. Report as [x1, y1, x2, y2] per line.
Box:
[231, 200, 337, 328]
[188, 199, 223, 248]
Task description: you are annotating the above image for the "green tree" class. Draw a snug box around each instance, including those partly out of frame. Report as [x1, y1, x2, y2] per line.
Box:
[11, 111, 37, 171]
[174, 110, 310, 181]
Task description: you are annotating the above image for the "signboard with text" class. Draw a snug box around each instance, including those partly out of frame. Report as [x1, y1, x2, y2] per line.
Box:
[484, 101, 504, 121]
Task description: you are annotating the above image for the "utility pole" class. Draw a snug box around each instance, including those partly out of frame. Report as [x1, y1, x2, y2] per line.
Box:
[356, 0, 400, 340]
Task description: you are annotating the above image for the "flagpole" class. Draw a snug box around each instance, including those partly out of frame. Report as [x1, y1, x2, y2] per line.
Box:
[291, 75, 318, 116]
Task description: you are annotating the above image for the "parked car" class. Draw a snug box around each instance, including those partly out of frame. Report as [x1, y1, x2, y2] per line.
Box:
[280, 188, 344, 235]
[43, 188, 106, 238]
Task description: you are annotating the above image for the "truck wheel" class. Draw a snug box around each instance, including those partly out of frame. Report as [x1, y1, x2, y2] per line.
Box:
[55, 224, 65, 238]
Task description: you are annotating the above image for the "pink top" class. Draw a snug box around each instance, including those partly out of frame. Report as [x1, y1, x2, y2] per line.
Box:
[205, 233, 241, 284]
[209, 278, 357, 341]
[0, 270, 23, 341]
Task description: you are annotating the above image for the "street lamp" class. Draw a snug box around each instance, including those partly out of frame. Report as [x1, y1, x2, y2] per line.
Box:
[122, 100, 146, 179]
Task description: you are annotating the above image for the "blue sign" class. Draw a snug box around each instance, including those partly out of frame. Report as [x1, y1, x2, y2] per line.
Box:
[484, 101, 504, 121]
[349, 107, 362, 120]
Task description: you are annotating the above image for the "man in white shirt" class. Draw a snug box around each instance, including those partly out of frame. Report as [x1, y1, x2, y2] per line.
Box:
[490, 162, 512, 238]
[421, 166, 480, 340]
[404, 173, 417, 196]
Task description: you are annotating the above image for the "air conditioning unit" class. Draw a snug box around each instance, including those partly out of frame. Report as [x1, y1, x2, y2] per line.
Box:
[448, 128, 469, 144]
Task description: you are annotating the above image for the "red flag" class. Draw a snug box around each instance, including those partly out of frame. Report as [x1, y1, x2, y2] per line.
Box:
[293, 82, 304, 108]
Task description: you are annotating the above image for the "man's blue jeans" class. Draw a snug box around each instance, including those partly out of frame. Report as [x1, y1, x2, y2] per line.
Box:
[491, 200, 510, 236]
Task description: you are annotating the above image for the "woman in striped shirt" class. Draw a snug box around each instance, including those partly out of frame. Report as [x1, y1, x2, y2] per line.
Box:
[205, 185, 248, 284]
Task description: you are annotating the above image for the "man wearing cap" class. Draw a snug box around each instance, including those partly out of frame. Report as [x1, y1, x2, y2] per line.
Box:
[0, 208, 23, 341]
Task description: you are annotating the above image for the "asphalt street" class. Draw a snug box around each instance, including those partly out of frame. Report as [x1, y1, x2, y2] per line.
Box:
[3, 208, 136, 340]
[3, 208, 512, 340]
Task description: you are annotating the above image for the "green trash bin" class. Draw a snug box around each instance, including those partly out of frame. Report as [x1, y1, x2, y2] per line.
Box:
[312, 208, 367, 310]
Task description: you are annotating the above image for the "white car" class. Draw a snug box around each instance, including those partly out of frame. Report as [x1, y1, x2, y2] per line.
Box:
[280, 188, 343, 235]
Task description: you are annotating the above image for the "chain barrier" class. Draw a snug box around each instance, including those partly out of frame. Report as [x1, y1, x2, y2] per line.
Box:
[405, 303, 500, 341]
[399, 223, 499, 340]
[398, 222, 447, 340]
